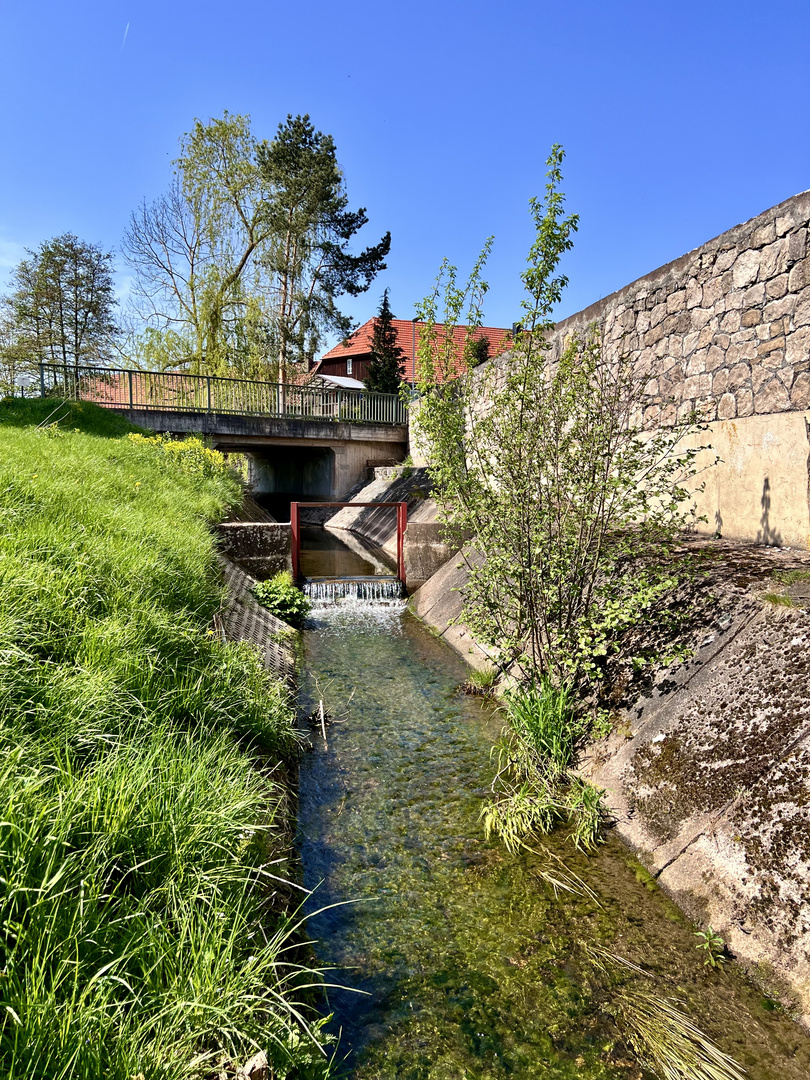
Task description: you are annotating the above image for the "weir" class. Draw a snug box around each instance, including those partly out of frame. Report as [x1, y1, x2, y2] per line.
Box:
[294, 530, 810, 1079]
[291, 500, 407, 584]
[303, 578, 405, 603]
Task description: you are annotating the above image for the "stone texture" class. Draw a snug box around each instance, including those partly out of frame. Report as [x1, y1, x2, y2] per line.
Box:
[754, 378, 791, 414]
[526, 189, 805, 425]
[732, 248, 760, 288]
[789, 259, 808, 293]
[717, 391, 736, 419]
[736, 387, 754, 416]
[791, 372, 810, 409]
[787, 325, 810, 366]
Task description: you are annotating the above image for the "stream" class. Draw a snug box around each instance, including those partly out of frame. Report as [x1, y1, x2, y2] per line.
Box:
[296, 529, 810, 1079]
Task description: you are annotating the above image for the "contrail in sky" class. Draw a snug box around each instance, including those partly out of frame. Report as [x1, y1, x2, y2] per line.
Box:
[121, 22, 130, 52]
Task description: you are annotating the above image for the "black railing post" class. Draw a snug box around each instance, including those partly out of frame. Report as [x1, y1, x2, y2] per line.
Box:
[128, 370, 134, 409]
[206, 376, 212, 413]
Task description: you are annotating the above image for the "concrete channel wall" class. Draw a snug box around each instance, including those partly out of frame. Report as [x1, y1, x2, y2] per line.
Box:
[324, 467, 458, 591]
[217, 522, 292, 579]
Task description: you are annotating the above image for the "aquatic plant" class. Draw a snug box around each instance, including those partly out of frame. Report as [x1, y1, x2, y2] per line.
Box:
[460, 664, 499, 695]
[591, 949, 746, 1080]
[695, 926, 727, 969]
[254, 571, 312, 629]
[482, 679, 605, 853]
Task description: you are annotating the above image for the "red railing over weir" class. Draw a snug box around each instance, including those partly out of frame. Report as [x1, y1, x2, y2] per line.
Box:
[290, 502, 407, 586]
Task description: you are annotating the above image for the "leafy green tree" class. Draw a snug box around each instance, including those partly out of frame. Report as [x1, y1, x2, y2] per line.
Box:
[469, 334, 490, 366]
[413, 146, 708, 690]
[258, 114, 391, 385]
[364, 289, 405, 393]
[3, 234, 118, 376]
[124, 112, 272, 376]
[124, 112, 390, 384]
[0, 297, 36, 396]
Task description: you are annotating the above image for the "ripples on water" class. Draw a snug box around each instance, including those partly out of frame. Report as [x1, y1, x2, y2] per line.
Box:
[296, 532, 810, 1080]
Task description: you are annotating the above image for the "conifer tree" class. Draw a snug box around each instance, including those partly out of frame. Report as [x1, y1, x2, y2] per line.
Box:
[364, 289, 405, 393]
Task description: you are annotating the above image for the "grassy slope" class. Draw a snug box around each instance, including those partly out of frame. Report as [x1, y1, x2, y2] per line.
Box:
[0, 400, 329, 1079]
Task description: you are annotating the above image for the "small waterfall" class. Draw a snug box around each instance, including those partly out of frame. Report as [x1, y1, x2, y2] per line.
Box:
[303, 577, 405, 606]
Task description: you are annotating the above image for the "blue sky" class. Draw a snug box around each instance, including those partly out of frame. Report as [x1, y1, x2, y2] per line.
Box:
[1, 0, 809, 345]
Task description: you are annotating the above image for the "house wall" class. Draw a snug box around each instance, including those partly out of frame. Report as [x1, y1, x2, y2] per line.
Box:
[412, 190, 810, 549]
[318, 356, 372, 381]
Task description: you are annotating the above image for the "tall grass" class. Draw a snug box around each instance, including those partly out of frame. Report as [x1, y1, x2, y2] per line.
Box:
[482, 679, 605, 853]
[0, 400, 331, 1078]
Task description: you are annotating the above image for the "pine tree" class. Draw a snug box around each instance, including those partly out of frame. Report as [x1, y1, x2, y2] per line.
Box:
[364, 289, 405, 393]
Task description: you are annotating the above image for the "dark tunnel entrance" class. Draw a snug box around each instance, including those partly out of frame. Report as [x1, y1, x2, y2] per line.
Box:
[247, 446, 335, 521]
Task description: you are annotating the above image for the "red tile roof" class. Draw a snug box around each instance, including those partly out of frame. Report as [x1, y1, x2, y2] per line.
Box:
[320, 319, 510, 381]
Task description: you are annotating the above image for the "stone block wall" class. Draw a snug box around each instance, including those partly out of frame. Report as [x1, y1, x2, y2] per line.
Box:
[440, 190, 810, 549]
[548, 189, 810, 426]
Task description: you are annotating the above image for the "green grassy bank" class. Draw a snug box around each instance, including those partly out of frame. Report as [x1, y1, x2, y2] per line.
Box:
[0, 399, 330, 1079]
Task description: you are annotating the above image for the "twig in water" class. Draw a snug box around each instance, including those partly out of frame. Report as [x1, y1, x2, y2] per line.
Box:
[320, 700, 328, 749]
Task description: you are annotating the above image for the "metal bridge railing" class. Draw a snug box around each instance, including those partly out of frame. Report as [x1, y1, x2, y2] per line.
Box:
[39, 364, 409, 426]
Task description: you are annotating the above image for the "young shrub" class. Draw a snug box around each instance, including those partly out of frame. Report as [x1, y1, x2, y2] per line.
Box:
[412, 146, 711, 692]
[253, 571, 311, 629]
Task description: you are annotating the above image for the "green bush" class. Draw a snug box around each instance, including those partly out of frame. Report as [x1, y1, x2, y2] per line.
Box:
[253, 571, 311, 629]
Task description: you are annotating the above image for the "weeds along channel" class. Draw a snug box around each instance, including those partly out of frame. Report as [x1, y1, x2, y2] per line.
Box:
[0, 399, 331, 1079]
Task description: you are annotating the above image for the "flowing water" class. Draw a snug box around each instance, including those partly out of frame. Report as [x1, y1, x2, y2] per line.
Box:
[296, 530, 810, 1079]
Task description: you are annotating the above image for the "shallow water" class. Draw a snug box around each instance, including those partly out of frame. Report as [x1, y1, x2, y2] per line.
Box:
[297, 533, 810, 1079]
[299, 525, 386, 579]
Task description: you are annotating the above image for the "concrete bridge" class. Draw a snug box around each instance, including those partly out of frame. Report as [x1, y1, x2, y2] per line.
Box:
[41, 364, 408, 513]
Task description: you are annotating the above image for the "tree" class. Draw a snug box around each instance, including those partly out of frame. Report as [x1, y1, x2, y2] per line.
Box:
[412, 147, 707, 691]
[469, 334, 490, 366]
[4, 234, 118, 376]
[124, 113, 272, 376]
[124, 112, 390, 383]
[364, 289, 405, 393]
[257, 114, 391, 385]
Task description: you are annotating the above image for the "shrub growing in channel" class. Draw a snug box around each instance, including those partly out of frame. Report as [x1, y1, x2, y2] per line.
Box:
[254, 571, 311, 629]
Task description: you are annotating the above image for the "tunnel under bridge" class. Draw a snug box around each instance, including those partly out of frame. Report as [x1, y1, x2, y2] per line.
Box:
[39, 364, 409, 515]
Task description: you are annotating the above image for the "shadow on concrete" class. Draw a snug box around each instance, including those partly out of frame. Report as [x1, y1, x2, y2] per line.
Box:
[756, 476, 783, 547]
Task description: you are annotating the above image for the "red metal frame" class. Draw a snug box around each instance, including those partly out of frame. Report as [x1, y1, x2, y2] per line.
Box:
[290, 502, 407, 585]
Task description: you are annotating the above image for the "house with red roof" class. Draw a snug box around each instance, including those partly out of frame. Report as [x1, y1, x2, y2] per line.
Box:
[315, 319, 510, 385]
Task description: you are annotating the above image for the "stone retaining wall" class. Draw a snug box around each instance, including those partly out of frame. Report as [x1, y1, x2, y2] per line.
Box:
[548, 189, 810, 425]
[428, 190, 810, 549]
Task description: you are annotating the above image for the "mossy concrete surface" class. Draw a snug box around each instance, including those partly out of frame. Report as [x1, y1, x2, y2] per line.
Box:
[409, 530, 810, 1020]
[580, 543, 810, 1023]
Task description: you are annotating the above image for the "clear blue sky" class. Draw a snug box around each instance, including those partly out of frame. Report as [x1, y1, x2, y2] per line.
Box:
[1, 0, 809, 346]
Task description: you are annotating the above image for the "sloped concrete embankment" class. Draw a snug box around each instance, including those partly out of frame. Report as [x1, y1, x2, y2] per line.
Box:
[218, 556, 296, 680]
[411, 536, 810, 1021]
[578, 559, 810, 1023]
[324, 467, 459, 591]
